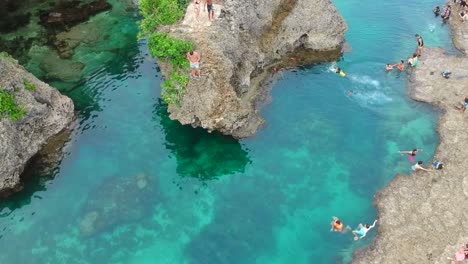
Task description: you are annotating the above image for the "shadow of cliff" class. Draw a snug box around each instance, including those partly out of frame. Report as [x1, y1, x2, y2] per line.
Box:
[153, 98, 251, 180]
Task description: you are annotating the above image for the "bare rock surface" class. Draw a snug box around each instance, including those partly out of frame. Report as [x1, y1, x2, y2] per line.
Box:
[351, 48, 468, 263]
[162, 0, 347, 138]
[0, 56, 74, 196]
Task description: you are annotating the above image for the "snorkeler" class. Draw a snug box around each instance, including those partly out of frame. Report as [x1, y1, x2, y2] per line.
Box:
[330, 216, 351, 233]
[399, 149, 422, 163]
[352, 220, 377, 240]
[335, 67, 346, 77]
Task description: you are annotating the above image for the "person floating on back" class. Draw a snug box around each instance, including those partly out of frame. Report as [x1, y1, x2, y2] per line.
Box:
[399, 148, 422, 163]
[412, 161, 432, 172]
[186, 50, 201, 79]
[352, 220, 377, 240]
[415, 34, 424, 56]
[434, 6, 441, 16]
[335, 67, 346, 77]
[330, 216, 351, 233]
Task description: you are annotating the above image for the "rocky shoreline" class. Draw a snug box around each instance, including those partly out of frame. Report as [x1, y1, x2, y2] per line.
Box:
[161, 0, 347, 138]
[351, 6, 468, 264]
[0, 56, 74, 197]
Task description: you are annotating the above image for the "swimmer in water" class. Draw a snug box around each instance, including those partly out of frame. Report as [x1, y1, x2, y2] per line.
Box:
[347, 90, 353, 97]
[385, 64, 394, 71]
[399, 149, 422, 163]
[352, 220, 377, 240]
[335, 67, 346, 77]
[330, 216, 351, 233]
[396, 60, 405, 71]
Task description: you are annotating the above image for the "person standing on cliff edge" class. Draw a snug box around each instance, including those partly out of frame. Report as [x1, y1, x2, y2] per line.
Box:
[187, 50, 201, 79]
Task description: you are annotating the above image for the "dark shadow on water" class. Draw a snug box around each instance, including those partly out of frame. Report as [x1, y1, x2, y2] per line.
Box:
[153, 98, 251, 181]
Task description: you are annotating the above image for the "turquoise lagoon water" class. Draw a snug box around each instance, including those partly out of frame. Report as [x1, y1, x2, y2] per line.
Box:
[0, 0, 455, 263]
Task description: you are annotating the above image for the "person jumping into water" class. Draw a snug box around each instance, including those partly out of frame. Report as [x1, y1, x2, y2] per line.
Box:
[399, 149, 422, 163]
[352, 220, 377, 240]
[330, 216, 351, 233]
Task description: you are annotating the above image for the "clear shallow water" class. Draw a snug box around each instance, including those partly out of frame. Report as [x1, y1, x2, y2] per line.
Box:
[0, 0, 453, 263]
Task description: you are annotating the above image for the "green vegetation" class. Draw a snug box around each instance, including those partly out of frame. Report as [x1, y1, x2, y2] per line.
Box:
[23, 79, 36, 91]
[138, 0, 193, 105]
[0, 51, 11, 58]
[0, 88, 26, 121]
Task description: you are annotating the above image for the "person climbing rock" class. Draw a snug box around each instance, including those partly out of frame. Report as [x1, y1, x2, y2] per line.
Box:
[330, 216, 351, 233]
[352, 220, 377, 240]
[441, 5, 452, 21]
[411, 161, 431, 172]
[432, 161, 444, 170]
[415, 34, 424, 56]
[187, 50, 201, 79]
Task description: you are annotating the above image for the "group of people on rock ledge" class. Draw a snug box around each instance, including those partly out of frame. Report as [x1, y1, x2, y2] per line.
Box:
[433, 0, 468, 22]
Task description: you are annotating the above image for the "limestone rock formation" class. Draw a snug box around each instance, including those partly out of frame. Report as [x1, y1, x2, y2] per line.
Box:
[352, 48, 468, 263]
[163, 0, 347, 138]
[0, 56, 74, 196]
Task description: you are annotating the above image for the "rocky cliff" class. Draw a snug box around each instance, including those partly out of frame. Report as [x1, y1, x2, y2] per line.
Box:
[351, 12, 468, 264]
[0, 56, 74, 196]
[162, 0, 347, 138]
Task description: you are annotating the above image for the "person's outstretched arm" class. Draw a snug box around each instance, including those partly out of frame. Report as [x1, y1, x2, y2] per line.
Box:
[369, 220, 378, 229]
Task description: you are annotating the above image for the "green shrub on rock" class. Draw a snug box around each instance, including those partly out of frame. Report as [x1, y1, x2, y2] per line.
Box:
[148, 33, 192, 68]
[138, 0, 187, 35]
[0, 88, 26, 121]
[23, 79, 36, 91]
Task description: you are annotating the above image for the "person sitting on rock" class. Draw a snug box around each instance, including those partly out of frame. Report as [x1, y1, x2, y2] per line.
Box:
[460, 10, 468, 22]
[330, 216, 351, 233]
[441, 5, 452, 21]
[434, 6, 441, 16]
[447, 247, 466, 263]
[408, 54, 419, 67]
[412, 161, 431, 172]
[432, 161, 444, 170]
[186, 50, 201, 79]
[455, 97, 468, 113]
[442, 69, 452, 78]
[352, 220, 377, 240]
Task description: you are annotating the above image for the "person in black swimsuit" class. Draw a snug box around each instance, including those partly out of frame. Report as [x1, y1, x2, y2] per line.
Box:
[415, 34, 424, 56]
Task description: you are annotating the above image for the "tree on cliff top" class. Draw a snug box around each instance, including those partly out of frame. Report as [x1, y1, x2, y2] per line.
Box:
[138, 0, 187, 36]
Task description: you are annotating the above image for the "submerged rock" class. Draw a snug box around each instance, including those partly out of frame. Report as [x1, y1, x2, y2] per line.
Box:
[79, 173, 157, 236]
[39, 0, 112, 31]
[162, 0, 347, 138]
[0, 56, 74, 197]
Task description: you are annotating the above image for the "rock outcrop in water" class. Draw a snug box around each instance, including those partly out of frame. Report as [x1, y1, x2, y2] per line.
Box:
[162, 0, 347, 138]
[0, 56, 74, 197]
[352, 7, 468, 263]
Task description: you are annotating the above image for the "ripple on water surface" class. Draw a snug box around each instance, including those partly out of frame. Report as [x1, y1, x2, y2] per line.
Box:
[0, 0, 449, 263]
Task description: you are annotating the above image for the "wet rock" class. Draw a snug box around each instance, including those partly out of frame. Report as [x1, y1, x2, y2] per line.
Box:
[0, 56, 74, 197]
[351, 50, 468, 263]
[162, 0, 347, 138]
[39, 0, 112, 31]
[79, 173, 158, 236]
